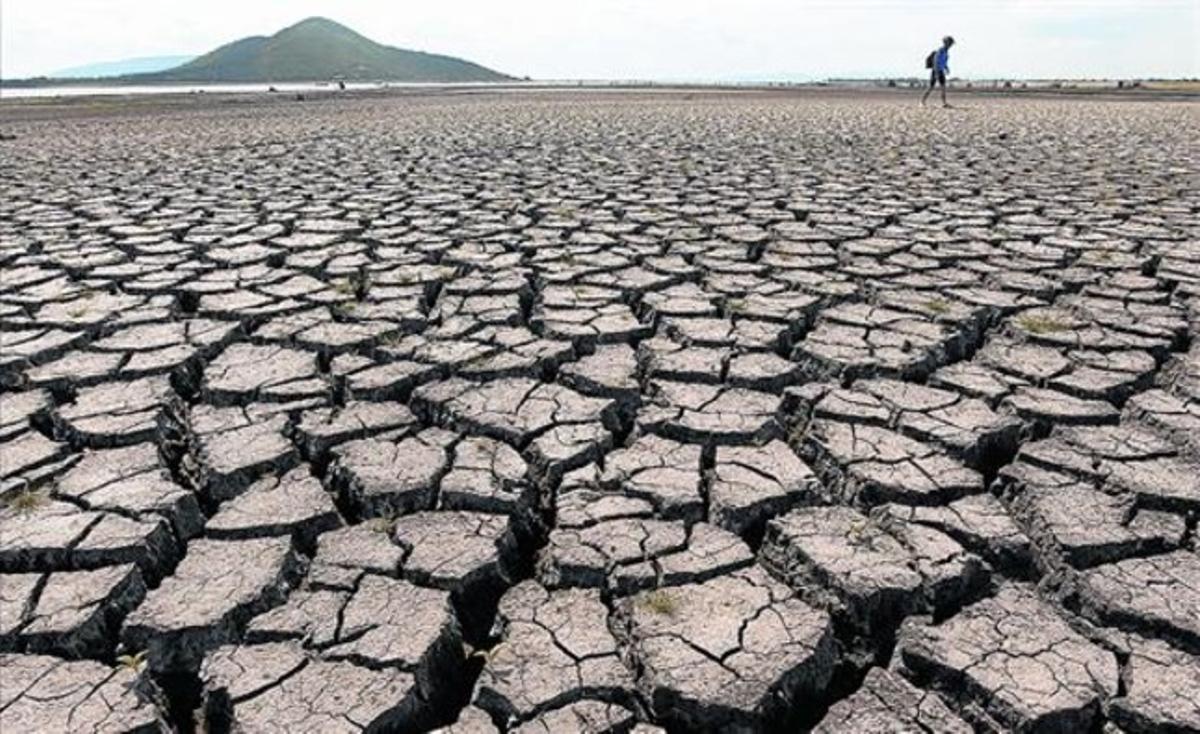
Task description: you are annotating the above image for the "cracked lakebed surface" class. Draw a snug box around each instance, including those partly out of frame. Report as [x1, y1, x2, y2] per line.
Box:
[1, 88, 1198, 733]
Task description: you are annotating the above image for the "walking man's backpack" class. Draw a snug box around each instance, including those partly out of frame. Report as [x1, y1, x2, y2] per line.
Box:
[925, 50, 936, 69]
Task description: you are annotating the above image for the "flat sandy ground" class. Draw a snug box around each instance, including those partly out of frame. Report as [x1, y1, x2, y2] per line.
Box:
[2, 89, 1199, 733]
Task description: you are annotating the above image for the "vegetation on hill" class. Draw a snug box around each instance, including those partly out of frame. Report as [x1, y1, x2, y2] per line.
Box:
[141, 17, 511, 83]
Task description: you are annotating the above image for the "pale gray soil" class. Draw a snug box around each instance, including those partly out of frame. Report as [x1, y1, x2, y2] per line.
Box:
[1, 89, 1198, 733]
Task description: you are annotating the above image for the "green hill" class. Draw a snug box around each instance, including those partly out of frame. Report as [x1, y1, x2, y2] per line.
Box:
[144, 17, 511, 83]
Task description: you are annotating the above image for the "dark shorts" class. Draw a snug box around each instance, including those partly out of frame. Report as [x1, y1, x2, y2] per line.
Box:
[929, 70, 946, 87]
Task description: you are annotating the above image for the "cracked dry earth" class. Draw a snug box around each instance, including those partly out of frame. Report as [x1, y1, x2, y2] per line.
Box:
[1, 88, 1198, 733]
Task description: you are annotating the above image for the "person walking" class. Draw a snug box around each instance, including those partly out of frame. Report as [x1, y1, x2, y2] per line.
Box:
[922, 36, 955, 107]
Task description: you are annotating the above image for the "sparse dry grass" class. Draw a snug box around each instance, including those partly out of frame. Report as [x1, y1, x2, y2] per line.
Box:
[1015, 312, 1071, 334]
[920, 298, 952, 315]
[638, 589, 681, 616]
[3, 489, 49, 515]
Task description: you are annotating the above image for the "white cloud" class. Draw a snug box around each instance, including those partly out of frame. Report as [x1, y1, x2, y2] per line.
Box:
[2, 0, 1196, 80]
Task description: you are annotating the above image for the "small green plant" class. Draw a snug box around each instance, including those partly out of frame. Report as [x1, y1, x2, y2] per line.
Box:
[333, 272, 372, 300]
[365, 513, 396, 534]
[845, 519, 887, 551]
[333, 301, 358, 317]
[638, 589, 680, 617]
[115, 650, 148, 671]
[4, 489, 49, 515]
[67, 306, 89, 319]
[786, 419, 811, 449]
[472, 641, 506, 665]
[845, 519, 871, 543]
[1015, 312, 1070, 335]
[920, 298, 951, 315]
[475, 642, 514, 684]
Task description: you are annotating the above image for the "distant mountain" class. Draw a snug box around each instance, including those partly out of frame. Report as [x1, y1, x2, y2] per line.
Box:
[140, 17, 511, 83]
[52, 55, 195, 79]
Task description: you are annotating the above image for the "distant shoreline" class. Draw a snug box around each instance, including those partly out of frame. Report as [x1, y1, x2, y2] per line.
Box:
[2, 78, 1197, 104]
[4, 75, 1195, 87]
[0, 80, 508, 100]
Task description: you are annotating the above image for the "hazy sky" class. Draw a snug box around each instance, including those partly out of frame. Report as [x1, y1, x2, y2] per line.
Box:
[3, 0, 1197, 80]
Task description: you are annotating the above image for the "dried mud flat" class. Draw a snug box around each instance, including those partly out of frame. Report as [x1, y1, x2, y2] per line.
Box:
[1, 89, 1198, 733]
